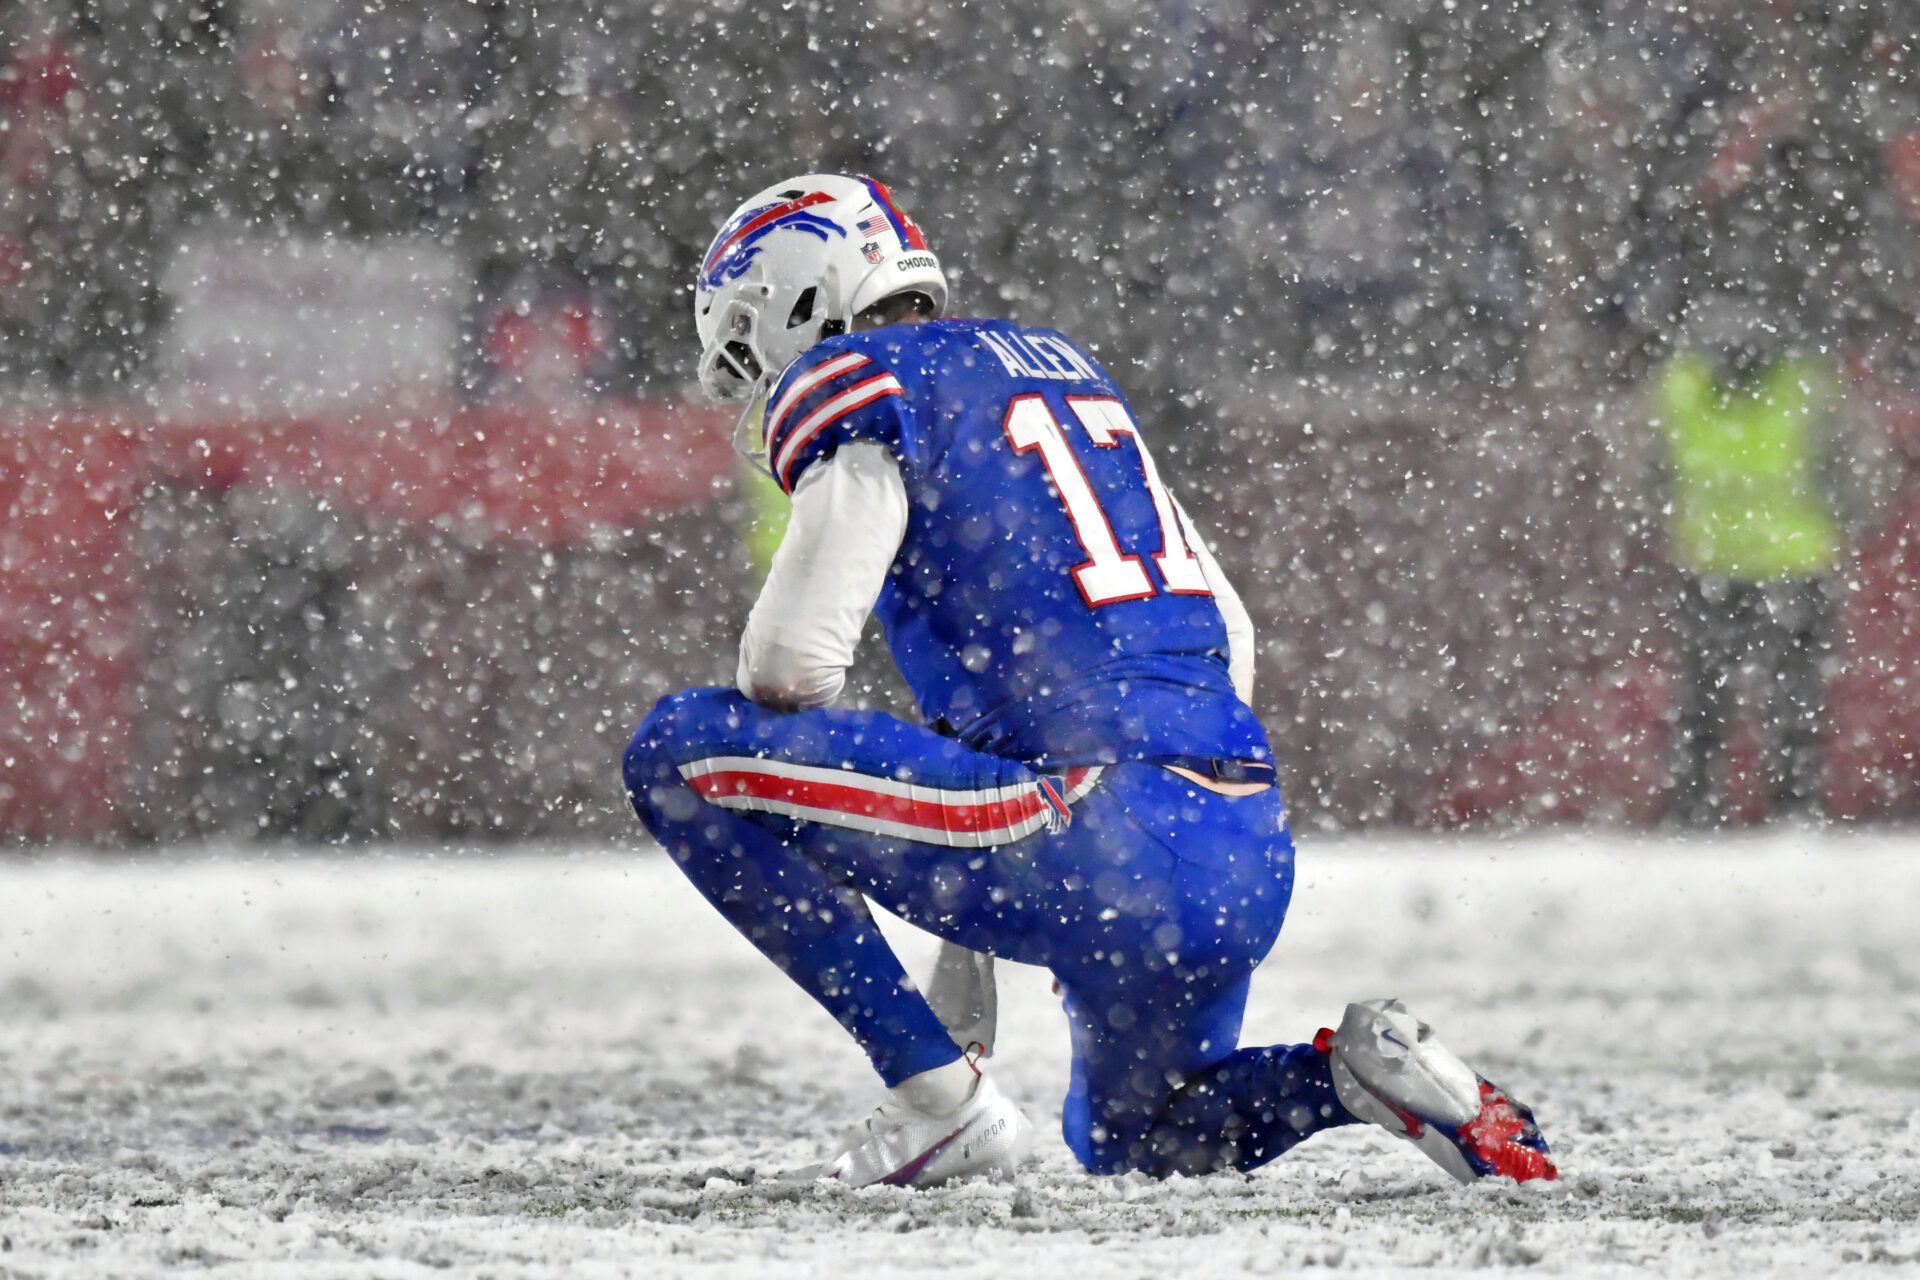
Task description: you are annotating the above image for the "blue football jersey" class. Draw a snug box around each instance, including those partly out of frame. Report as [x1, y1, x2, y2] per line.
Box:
[762, 317, 1272, 771]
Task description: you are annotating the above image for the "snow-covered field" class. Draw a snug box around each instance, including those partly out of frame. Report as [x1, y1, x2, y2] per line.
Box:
[3, 831, 1918, 1277]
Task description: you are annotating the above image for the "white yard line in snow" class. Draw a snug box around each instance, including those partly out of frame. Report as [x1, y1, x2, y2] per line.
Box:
[1, 832, 1917, 1277]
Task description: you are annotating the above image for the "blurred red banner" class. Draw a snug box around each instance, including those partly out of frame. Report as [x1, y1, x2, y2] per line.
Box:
[1, 401, 734, 843]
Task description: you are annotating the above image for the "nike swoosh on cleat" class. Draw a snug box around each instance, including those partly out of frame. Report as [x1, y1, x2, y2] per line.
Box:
[1344, 1065, 1426, 1139]
[879, 1125, 967, 1187]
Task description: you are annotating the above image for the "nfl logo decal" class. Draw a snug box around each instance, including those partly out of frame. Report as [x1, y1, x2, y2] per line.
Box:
[862, 241, 884, 264]
[858, 213, 891, 239]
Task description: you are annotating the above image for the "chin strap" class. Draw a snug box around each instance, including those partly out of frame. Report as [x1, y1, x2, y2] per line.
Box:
[729, 377, 775, 478]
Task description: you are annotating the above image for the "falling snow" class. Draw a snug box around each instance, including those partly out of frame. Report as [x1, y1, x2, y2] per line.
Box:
[5, 1, 1920, 1274]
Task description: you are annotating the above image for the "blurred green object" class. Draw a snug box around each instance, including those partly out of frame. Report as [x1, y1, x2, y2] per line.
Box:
[1657, 353, 1840, 582]
[740, 461, 790, 585]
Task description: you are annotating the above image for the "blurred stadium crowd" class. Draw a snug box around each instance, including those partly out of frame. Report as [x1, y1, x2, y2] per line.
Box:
[4, 0, 1917, 398]
[6, 0, 1920, 840]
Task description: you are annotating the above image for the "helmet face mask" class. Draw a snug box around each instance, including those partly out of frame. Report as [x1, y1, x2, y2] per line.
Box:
[694, 175, 947, 419]
[697, 292, 770, 402]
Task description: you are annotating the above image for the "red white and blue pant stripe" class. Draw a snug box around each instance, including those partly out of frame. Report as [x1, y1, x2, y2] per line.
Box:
[677, 754, 1102, 847]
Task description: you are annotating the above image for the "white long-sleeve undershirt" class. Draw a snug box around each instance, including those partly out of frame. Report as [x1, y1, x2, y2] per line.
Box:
[736, 442, 1257, 711]
[738, 443, 909, 710]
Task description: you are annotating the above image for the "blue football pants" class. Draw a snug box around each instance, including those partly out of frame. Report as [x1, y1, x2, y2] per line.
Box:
[623, 687, 1356, 1176]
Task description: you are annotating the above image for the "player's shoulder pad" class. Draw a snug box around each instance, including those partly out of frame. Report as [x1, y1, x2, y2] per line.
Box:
[763, 330, 925, 493]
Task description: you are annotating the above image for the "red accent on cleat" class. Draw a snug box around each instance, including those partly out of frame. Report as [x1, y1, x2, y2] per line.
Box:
[1463, 1082, 1559, 1182]
[1313, 1027, 1336, 1054]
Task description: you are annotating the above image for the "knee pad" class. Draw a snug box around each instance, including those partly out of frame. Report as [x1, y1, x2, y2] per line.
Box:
[1059, 1111, 1136, 1177]
[1060, 1105, 1107, 1174]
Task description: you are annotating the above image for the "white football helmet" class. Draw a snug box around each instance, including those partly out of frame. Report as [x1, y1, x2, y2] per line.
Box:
[694, 173, 948, 409]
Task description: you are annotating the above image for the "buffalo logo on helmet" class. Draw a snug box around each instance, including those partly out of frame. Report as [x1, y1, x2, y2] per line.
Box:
[699, 192, 846, 291]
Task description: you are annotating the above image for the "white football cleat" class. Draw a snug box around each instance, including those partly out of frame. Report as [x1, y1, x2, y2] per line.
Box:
[1324, 998, 1557, 1184]
[809, 1071, 1032, 1189]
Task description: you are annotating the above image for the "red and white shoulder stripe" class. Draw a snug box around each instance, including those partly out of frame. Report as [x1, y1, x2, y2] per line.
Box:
[764, 352, 904, 492]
